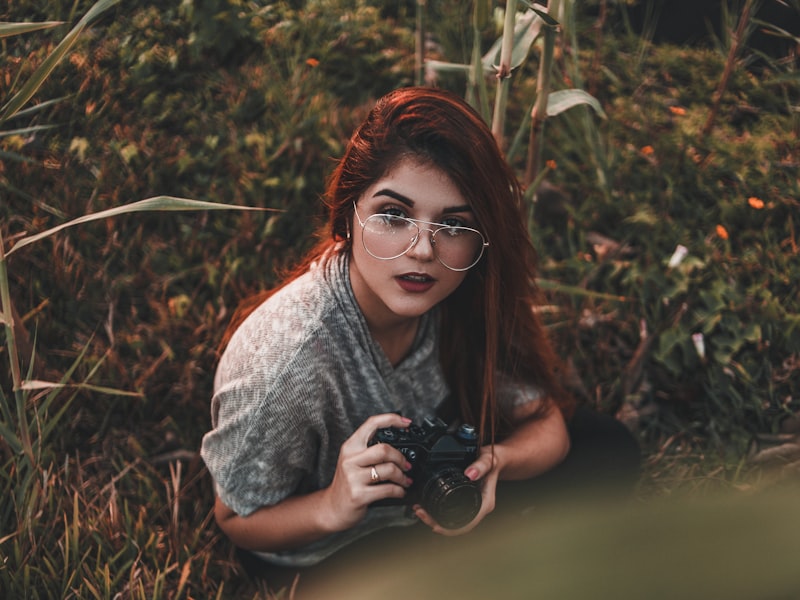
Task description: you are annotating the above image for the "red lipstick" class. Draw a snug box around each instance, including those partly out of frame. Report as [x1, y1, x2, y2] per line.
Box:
[395, 273, 435, 293]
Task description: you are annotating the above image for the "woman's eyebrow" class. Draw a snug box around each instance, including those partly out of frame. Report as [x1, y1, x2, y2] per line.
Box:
[372, 188, 472, 213]
[373, 188, 414, 207]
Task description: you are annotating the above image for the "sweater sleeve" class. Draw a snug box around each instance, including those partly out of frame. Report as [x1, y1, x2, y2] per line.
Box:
[201, 361, 324, 516]
[496, 371, 544, 412]
[200, 276, 335, 517]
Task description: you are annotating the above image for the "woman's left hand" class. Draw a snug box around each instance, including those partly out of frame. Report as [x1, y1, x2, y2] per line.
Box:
[413, 446, 499, 536]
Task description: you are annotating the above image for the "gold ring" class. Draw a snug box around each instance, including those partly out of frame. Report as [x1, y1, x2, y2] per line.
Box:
[370, 465, 380, 483]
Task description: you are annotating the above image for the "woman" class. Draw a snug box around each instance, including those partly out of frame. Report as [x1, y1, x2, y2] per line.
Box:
[201, 87, 638, 581]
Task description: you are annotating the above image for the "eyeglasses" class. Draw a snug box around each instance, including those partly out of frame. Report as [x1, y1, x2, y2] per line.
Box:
[353, 202, 489, 272]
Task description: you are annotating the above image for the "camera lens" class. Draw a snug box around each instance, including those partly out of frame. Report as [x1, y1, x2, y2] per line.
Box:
[421, 466, 481, 529]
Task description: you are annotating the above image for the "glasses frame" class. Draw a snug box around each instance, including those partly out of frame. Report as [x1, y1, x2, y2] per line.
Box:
[352, 202, 489, 272]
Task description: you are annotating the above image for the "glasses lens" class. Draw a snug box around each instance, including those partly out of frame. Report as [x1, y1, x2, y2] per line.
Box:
[361, 213, 486, 271]
[362, 214, 418, 259]
[432, 227, 485, 270]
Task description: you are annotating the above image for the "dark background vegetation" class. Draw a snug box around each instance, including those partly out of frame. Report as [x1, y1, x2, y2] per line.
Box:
[1, 0, 798, 597]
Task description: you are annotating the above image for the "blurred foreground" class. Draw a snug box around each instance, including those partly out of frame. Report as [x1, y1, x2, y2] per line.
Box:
[304, 486, 800, 600]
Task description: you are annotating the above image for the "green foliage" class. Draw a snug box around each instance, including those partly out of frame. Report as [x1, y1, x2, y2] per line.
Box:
[532, 31, 800, 451]
[1, 0, 799, 596]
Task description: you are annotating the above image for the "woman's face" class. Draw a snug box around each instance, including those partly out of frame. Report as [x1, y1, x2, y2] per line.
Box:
[349, 156, 479, 332]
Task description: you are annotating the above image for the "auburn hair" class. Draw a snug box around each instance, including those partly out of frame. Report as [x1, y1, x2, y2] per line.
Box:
[219, 87, 573, 442]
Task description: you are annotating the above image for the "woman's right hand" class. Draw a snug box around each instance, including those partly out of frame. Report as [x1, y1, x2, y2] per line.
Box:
[320, 413, 414, 531]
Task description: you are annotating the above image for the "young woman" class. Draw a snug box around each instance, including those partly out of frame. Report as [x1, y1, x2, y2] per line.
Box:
[201, 87, 638, 581]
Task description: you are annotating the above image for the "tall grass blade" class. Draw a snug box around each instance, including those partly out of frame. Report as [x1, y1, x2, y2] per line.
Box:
[536, 278, 631, 302]
[0, 22, 63, 38]
[0, 0, 121, 122]
[7, 196, 274, 256]
[0, 124, 57, 138]
[2, 96, 70, 121]
[21, 380, 144, 396]
[0, 231, 23, 391]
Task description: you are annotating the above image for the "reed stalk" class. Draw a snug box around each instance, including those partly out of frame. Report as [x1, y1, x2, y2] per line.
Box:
[523, 8, 559, 190]
[491, 0, 518, 148]
[415, 0, 425, 86]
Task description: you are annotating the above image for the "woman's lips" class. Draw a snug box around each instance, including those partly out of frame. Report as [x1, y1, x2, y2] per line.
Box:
[395, 273, 436, 293]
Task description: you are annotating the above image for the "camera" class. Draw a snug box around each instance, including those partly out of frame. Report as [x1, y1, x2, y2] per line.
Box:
[369, 416, 481, 529]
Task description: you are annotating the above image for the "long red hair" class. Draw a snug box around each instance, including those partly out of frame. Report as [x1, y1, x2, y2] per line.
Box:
[220, 87, 573, 442]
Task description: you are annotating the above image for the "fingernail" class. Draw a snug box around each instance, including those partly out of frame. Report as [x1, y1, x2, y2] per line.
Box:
[465, 467, 479, 481]
[401, 417, 412, 424]
[405, 477, 413, 486]
[404, 461, 412, 471]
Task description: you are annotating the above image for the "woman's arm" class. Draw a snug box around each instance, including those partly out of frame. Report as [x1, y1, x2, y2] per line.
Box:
[482, 398, 570, 481]
[214, 413, 414, 553]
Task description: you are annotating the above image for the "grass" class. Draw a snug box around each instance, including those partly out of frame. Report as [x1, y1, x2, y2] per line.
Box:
[1, 0, 799, 596]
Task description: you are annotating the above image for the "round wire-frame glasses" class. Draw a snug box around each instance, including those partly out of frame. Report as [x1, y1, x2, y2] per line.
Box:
[352, 202, 489, 272]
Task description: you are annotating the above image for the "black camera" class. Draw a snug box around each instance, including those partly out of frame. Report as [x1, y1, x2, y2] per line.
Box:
[369, 416, 481, 529]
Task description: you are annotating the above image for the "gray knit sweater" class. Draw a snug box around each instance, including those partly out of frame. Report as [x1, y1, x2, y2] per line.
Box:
[201, 251, 450, 566]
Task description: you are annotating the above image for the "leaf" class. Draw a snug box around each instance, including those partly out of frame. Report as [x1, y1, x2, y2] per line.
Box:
[0, 0, 121, 123]
[531, 6, 559, 27]
[0, 124, 57, 139]
[536, 278, 630, 302]
[424, 60, 472, 75]
[0, 21, 63, 38]
[20, 380, 143, 398]
[546, 89, 608, 119]
[0, 420, 22, 454]
[4, 96, 71, 121]
[482, 9, 544, 72]
[6, 196, 276, 256]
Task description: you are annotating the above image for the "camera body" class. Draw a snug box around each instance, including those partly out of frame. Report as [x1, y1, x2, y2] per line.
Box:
[369, 416, 481, 529]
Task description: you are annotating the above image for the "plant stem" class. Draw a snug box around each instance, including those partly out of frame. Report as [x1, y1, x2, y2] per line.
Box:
[491, 0, 518, 148]
[524, 12, 558, 189]
[0, 231, 22, 392]
[702, 0, 755, 137]
[0, 231, 34, 466]
[467, 0, 490, 119]
[415, 0, 426, 86]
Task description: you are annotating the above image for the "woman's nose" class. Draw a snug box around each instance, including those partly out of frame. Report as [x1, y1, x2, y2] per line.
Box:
[406, 227, 436, 261]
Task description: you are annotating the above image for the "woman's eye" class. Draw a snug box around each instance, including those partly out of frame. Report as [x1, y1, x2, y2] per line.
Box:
[441, 216, 467, 228]
[380, 206, 407, 218]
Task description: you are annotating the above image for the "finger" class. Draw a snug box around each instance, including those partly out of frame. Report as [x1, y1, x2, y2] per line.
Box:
[363, 481, 407, 504]
[414, 504, 482, 537]
[369, 464, 381, 485]
[368, 462, 413, 487]
[412, 505, 465, 536]
[412, 505, 439, 530]
[464, 450, 496, 481]
[349, 413, 412, 448]
[354, 439, 412, 471]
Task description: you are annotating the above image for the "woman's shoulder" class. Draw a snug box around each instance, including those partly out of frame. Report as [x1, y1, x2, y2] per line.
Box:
[216, 259, 346, 383]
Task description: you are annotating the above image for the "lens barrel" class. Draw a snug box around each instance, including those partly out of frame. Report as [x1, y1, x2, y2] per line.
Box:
[421, 466, 482, 529]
